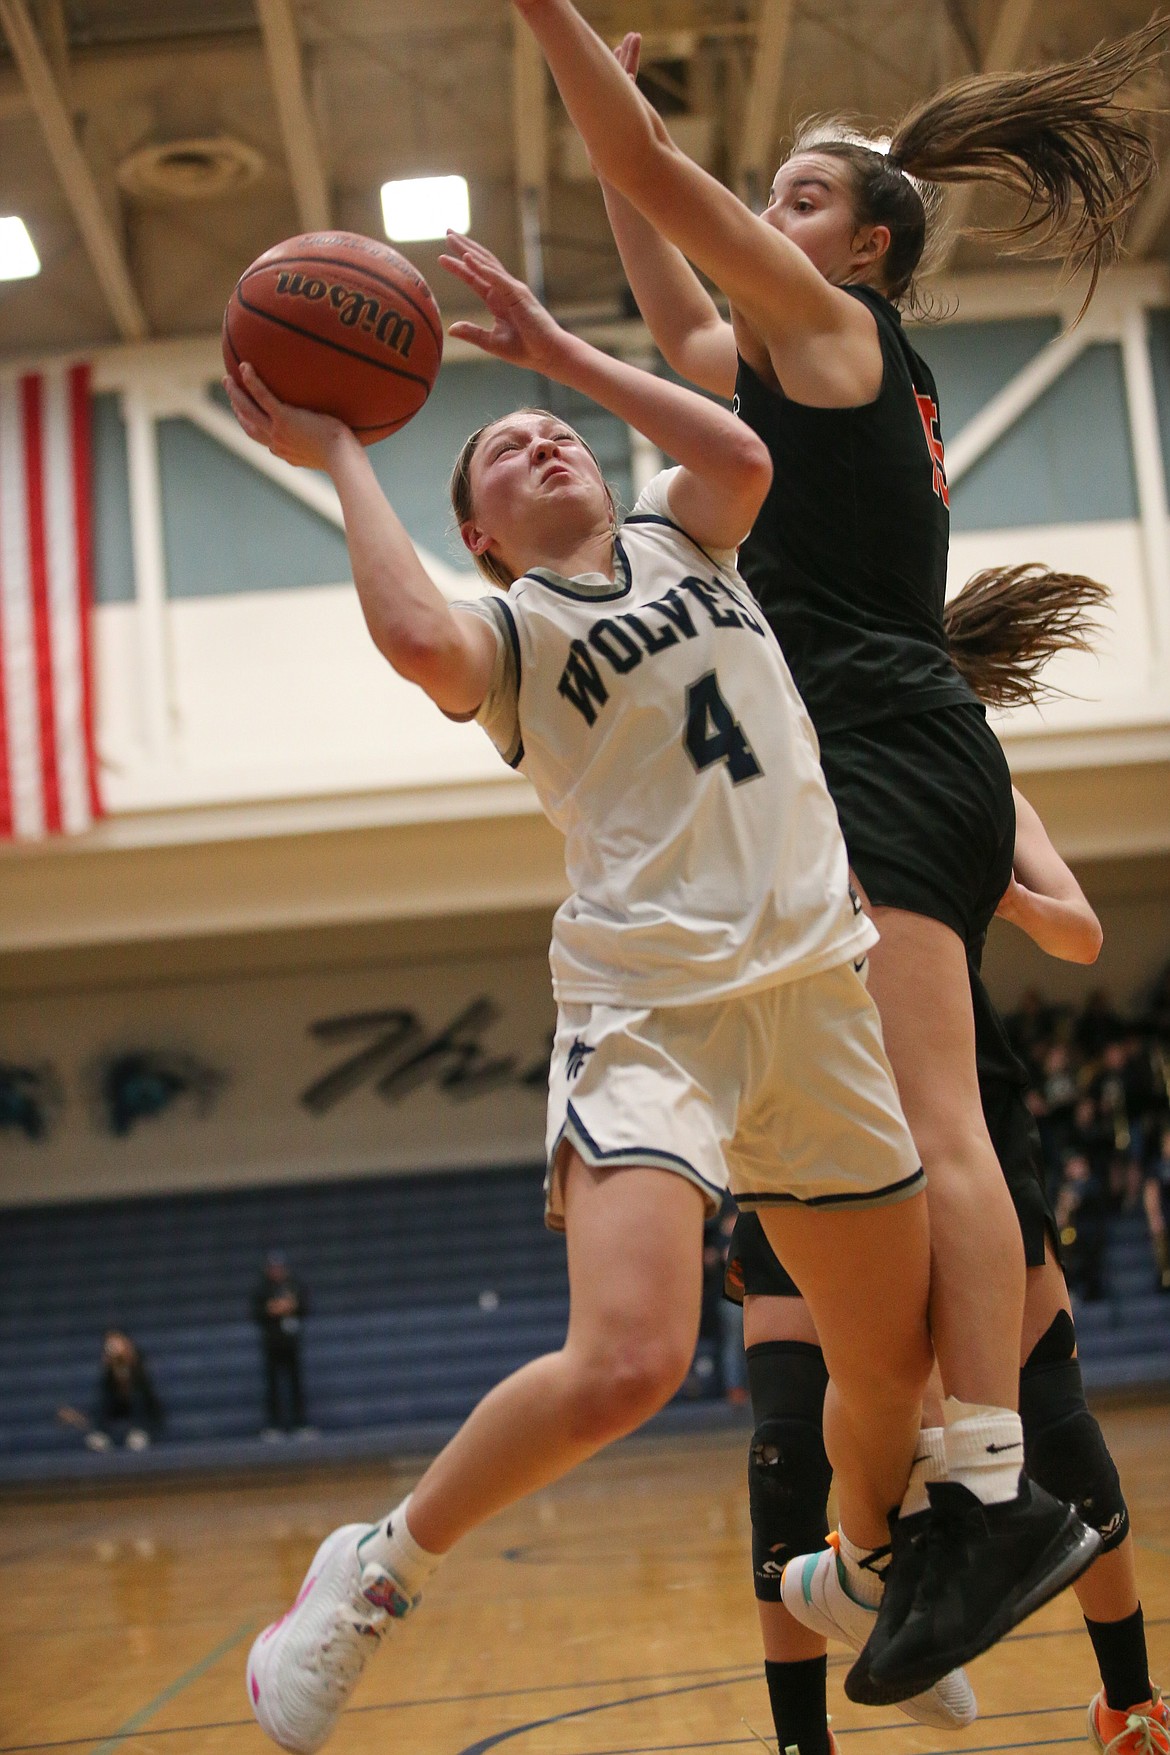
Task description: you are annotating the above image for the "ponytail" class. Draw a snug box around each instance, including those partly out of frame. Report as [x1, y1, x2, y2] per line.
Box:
[794, 18, 1167, 311]
[890, 18, 1166, 309]
[943, 564, 1109, 709]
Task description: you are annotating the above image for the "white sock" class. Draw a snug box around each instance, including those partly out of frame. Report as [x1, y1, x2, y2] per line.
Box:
[356, 1494, 442, 1601]
[900, 1426, 946, 1520]
[943, 1398, 1024, 1506]
[837, 1528, 886, 1608]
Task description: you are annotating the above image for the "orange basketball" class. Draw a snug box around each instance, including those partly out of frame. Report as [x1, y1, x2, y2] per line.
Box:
[222, 232, 443, 444]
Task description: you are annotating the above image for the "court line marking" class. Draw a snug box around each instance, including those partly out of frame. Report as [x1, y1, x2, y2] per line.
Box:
[449, 1653, 1104, 1755]
[0, 1696, 1104, 1753]
[480, 1739, 1089, 1755]
[453, 1673, 788, 1755]
[82, 1619, 253, 1755]
[3, 1609, 1166, 1754]
[0, 1663, 765, 1750]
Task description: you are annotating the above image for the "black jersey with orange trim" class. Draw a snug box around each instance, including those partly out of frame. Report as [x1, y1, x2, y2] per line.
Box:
[733, 283, 978, 737]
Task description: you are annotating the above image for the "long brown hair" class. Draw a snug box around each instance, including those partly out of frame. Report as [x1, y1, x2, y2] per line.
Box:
[943, 564, 1110, 709]
[792, 16, 1168, 310]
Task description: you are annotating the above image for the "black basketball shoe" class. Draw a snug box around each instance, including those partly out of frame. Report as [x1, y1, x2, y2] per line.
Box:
[845, 1474, 1101, 1706]
[842, 1506, 930, 1702]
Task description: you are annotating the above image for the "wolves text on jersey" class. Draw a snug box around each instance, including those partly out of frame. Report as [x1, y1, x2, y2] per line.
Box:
[556, 574, 766, 727]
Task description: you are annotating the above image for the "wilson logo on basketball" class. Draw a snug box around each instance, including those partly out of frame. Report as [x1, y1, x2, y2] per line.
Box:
[273, 271, 417, 358]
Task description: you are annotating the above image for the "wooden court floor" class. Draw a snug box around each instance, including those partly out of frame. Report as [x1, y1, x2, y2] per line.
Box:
[2, 1404, 1168, 1755]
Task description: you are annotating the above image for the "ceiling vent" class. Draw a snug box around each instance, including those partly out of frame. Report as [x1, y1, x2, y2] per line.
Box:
[117, 135, 265, 203]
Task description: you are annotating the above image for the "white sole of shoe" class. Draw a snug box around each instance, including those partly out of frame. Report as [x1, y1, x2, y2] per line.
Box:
[782, 1550, 977, 1730]
[247, 1522, 369, 1755]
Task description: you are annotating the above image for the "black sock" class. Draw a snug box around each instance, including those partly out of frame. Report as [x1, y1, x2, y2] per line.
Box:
[1085, 1606, 1152, 1713]
[764, 1656, 831, 1755]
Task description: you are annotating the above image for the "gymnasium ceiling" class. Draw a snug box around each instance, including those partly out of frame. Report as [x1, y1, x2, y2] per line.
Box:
[0, 0, 1168, 361]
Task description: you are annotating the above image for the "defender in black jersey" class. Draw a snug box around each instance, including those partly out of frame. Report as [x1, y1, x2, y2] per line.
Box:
[735, 287, 1015, 945]
[520, 0, 1164, 1738]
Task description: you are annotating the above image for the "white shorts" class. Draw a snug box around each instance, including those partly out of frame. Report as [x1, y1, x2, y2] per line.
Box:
[544, 959, 923, 1229]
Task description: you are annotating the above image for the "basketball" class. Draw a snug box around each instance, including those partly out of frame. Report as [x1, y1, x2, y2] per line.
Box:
[222, 232, 443, 444]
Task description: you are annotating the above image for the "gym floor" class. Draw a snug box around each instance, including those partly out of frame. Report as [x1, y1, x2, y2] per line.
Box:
[2, 1403, 1167, 1754]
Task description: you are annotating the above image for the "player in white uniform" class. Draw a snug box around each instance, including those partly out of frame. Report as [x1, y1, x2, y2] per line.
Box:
[460, 450, 919, 1228]
[224, 237, 1062, 1755]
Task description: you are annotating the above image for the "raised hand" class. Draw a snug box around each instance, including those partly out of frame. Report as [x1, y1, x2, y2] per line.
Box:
[614, 30, 640, 79]
[439, 232, 568, 374]
[223, 364, 352, 471]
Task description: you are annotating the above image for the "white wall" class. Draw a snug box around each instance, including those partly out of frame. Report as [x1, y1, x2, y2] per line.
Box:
[0, 950, 554, 1206]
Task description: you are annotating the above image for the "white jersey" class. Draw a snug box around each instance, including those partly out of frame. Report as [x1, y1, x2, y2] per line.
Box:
[457, 470, 875, 1007]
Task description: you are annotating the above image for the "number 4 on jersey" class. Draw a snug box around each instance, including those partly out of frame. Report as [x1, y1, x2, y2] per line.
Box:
[684, 671, 762, 784]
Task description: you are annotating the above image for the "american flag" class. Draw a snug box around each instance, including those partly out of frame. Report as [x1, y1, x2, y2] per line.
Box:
[0, 364, 101, 839]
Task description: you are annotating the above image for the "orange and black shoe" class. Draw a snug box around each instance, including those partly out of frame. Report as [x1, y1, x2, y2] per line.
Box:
[1088, 1688, 1170, 1755]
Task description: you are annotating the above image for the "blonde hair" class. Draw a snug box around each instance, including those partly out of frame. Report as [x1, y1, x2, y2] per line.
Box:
[449, 408, 617, 589]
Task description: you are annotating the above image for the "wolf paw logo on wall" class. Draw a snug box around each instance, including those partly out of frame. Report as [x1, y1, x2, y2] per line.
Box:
[0, 1061, 64, 1142]
[96, 1051, 225, 1138]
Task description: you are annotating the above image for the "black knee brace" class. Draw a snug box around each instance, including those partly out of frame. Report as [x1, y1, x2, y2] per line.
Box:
[1020, 1311, 1129, 1552]
[746, 1340, 832, 1601]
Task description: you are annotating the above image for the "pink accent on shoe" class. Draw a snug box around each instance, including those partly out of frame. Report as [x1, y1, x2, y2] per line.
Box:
[260, 1574, 319, 1644]
[251, 1672, 260, 1704]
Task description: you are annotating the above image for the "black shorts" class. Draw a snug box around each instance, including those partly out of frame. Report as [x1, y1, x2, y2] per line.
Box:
[980, 1076, 1060, 1270]
[726, 1078, 1059, 1303]
[818, 702, 1015, 944]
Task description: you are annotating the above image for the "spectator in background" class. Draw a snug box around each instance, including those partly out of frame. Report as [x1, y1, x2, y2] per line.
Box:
[1143, 960, 1170, 1039]
[1143, 1123, 1170, 1293]
[1032, 1042, 1080, 1180]
[1006, 986, 1058, 1062]
[1067, 1095, 1115, 1197]
[1075, 988, 1125, 1060]
[1009, 972, 1170, 1288]
[1054, 1153, 1108, 1303]
[253, 1252, 313, 1440]
[82, 1329, 164, 1450]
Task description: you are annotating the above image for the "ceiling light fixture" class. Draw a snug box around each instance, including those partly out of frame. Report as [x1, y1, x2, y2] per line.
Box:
[380, 175, 469, 243]
[0, 217, 40, 281]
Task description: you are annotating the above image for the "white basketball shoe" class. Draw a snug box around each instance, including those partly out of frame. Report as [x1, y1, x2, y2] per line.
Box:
[781, 1538, 978, 1730]
[247, 1522, 415, 1753]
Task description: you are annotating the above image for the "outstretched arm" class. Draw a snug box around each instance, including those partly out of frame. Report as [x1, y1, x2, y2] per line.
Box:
[441, 234, 771, 549]
[995, 786, 1102, 963]
[512, 0, 879, 401]
[597, 35, 736, 398]
[223, 365, 497, 716]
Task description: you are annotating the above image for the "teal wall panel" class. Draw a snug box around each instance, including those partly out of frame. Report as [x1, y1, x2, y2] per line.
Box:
[158, 417, 353, 598]
[939, 343, 1137, 531]
[914, 317, 1058, 433]
[91, 319, 1149, 604]
[92, 394, 135, 605]
[160, 363, 633, 596]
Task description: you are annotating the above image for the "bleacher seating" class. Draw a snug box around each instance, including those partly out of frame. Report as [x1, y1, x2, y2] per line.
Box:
[1, 1167, 1165, 1483]
[1075, 1210, 1170, 1394]
[0, 1164, 570, 1470]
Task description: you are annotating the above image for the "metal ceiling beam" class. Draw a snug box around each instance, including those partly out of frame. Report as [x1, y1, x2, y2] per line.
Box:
[511, 17, 548, 300]
[31, 0, 68, 94]
[254, 0, 331, 234]
[738, 0, 795, 212]
[934, 0, 1038, 272]
[0, 0, 147, 340]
